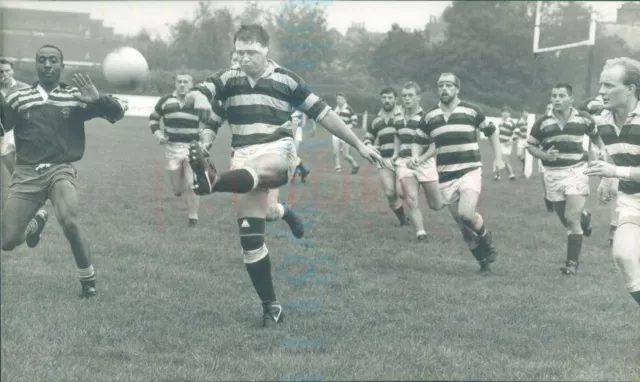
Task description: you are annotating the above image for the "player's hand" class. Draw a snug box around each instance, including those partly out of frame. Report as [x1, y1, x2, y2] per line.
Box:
[154, 130, 168, 145]
[185, 91, 212, 122]
[72, 73, 100, 103]
[357, 143, 384, 167]
[408, 157, 419, 170]
[584, 160, 617, 178]
[597, 177, 614, 204]
[545, 146, 560, 162]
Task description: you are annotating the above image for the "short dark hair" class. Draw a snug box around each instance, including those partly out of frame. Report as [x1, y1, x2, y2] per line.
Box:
[553, 83, 573, 95]
[380, 86, 397, 97]
[36, 44, 64, 62]
[336, 93, 347, 100]
[402, 81, 421, 94]
[234, 24, 269, 47]
[0, 58, 13, 68]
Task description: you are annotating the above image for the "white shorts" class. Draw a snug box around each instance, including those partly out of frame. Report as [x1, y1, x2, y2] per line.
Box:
[500, 141, 513, 156]
[230, 138, 298, 189]
[516, 140, 527, 156]
[395, 157, 438, 183]
[543, 162, 590, 202]
[616, 192, 640, 227]
[295, 128, 303, 144]
[0, 129, 16, 156]
[165, 142, 190, 171]
[440, 168, 482, 205]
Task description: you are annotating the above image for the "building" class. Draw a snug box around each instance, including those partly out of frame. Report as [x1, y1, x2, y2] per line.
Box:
[600, 2, 640, 51]
[0, 7, 122, 67]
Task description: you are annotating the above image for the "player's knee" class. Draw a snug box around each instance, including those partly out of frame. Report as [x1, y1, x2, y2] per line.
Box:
[238, 217, 268, 263]
[458, 211, 476, 226]
[2, 228, 22, 251]
[265, 203, 282, 222]
[58, 213, 80, 236]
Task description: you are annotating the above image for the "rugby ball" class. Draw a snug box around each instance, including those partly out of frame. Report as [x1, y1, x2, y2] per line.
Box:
[102, 47, 149, 87]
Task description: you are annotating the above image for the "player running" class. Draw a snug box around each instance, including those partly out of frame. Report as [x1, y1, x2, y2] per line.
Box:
[364, 87, 409, 226]
[394, 82, 440, 240]
[515, 108, 530, 171]
[149, 73, 203, 227]
[332, 94, 360, 174]
[527, 83, 606, 276]
[289, 110, 313, 183]
[0, 45, 126, 297]
[585, 57, 640, 307]
[494, 106, 518, 181]
[184, 25, 384, 326]
[412, 72, 503, 274]
[0, 58, 29, 176]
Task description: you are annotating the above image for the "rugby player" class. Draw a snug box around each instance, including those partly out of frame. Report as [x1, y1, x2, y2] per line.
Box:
[585, 57, 640, 306]
[184, 25, 384, 326]
[289, 110, 312, 183]
[149, 73, 203, 227]
[394, 82, 440, 240]
[0, 45, 126, 297]
[494, 106, 517, 181]
[0, 58, 29, 176]
[364, 86, 409, 226]
[527, 83, 605, 276]
[412, 72, 502, 274]
[515, 108, 530, 170]
[332, 94, 360, 174]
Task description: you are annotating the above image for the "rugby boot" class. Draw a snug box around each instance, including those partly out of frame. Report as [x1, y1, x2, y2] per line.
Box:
[262, 301, 284, 327]
[299, 168, 310, 183]
[188, 141, 218, 195]
[282, 203, 304, 239]
[351, 165, 360, 175]
[580, 210, 593, 237]
[544, 198, 554, 213]
[80, 281, 97, 298]
[188, 218, 198, 228]
[26, 210, 48, 248]
[493, 173, 501, 181]
[561, 260, 579, 276]
[478, 231, 498, 274]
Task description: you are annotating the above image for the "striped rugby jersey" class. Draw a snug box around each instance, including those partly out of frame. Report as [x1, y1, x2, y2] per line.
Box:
[0, 79, 29, 136]
[193, 60, 330, 149]
[594, 104, 640, 195]
[498, 118, 517, 143]
[416, 101, 491, 183]
[335, 104, 358, 127]
[394, 107, 424, 158]
[0, 82, 125, 165]
[149, 92, 203, 143]
[515, 117, 528, 140]
[364, 107, 403, 158]
[527, 108, 597, 168]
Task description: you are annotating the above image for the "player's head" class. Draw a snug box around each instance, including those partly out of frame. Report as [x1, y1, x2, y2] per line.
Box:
[233, 24, 269, 76]
[174, 73, 193, 96]
[230, 50, 239, 67]
[501, 106, 511, 120]
[599, 57, 640, 110]
[580, 97, 604, 116]
[379, 86, 397, 112]
[0, 58, 14, 86]
[401, 81, 421, 110]
[437, 72, 460, 105]
[35, 45, 64, 87]
[336, 94, 347, 107]
[550, 83, 573, 113]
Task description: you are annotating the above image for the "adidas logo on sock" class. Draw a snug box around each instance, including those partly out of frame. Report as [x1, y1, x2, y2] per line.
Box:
[241, 219, 250, 228]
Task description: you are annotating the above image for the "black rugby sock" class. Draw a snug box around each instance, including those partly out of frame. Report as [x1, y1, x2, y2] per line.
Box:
[246, 256, 277, 303]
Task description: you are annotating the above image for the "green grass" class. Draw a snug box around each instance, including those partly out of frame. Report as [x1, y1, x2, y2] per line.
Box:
[1, 117, 639, 382]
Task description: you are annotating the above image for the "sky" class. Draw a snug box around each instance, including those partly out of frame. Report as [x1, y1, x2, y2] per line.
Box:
[2, 1, 628, 40]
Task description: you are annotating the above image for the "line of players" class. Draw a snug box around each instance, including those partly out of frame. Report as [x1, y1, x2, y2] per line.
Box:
[1, 29, 639, 324]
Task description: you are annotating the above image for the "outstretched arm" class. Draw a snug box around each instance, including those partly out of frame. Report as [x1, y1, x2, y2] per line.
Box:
[74, 74, 127, 123]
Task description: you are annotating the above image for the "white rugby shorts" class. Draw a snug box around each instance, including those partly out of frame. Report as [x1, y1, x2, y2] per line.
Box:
[543, 162, 590, 202]
[439, 168, 482, 205]
[230, 138, 298, 189]
[395, 157, 438, 183]
[164, 142, 190, 171]
[616, 191, 640, 227]
[500, 141, 513, 156]
[0, 129, 16, 156]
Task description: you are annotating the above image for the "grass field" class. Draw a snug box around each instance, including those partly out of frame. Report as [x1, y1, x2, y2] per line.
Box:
[1, 116, 639, 382]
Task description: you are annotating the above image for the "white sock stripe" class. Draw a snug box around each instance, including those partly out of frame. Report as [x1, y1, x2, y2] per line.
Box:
[243, 244, 268, 264]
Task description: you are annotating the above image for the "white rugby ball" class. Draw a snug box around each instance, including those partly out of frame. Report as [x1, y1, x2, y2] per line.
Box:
[102, 46, 149, 87]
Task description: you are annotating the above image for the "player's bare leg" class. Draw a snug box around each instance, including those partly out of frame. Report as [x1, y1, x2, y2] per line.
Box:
[398, 176, 426, 240]
[504, 160, 516, 180]
[332, 136, 342, 172]
[1, 197, 48, 251]
[341, 143, 359, 174]
[555, 195, 590, 275]
[612, 221, 640, 306]
[609, 200, 618, 246]
[169, 161, 200, 227]
[449, 189, 497, 274]
[542, 176, 554, 212]
[265, 187, 304, 238]
[49, 180, 96, 297]
[378, 167, 408, 226]
[421, 180, 445, 211]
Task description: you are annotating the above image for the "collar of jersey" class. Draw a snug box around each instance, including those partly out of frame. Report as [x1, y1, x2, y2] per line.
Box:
[548, 107, 577, 121]
[378, 105, 403, 117]
[628, 102, 640, 117]
[403, 107, 423, 119]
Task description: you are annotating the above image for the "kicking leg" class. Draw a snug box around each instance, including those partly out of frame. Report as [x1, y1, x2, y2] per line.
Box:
[332, 136, 342, 172]
[50, 179, 96, 297]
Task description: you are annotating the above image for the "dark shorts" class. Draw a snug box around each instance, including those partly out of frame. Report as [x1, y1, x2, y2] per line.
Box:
[8, 163, 78, 205]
